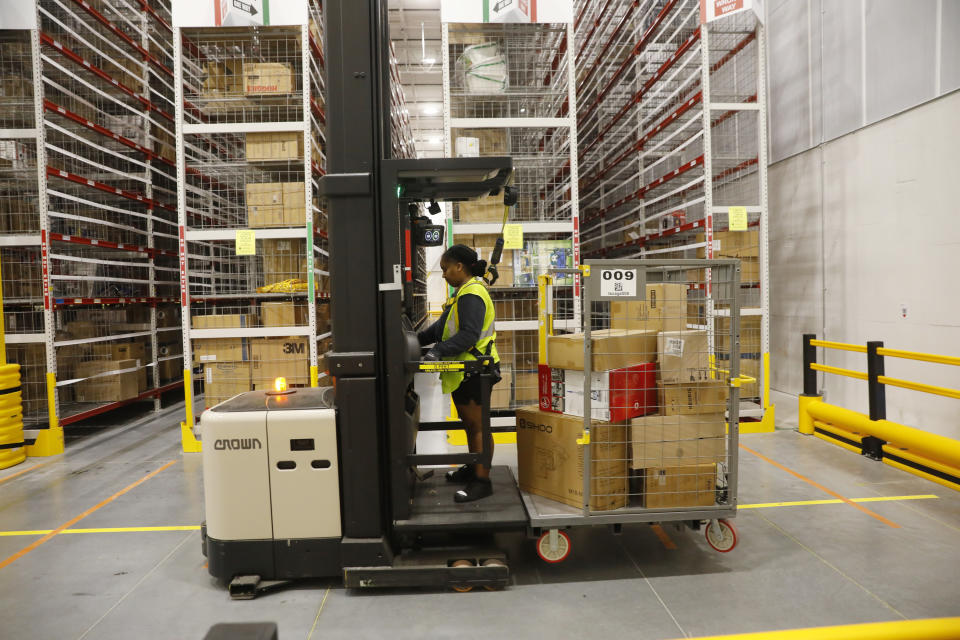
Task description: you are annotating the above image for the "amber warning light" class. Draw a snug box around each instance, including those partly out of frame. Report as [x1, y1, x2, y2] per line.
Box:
[274, 377, 288, 393]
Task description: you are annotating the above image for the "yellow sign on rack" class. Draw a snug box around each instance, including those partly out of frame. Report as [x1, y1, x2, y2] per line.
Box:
[728, 206, 748, 231]
[502, 224, 524, 249]
[235, 229, 256, 255]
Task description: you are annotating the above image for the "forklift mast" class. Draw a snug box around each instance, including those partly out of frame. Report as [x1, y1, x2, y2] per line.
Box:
[321, 0, 395, 565]
[320, 0, 513, 567]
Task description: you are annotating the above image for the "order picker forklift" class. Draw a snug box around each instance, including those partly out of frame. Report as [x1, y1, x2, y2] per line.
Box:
[198, 0, 743, 598]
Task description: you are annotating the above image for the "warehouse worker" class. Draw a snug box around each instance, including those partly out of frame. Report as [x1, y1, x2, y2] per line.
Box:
[419, 244, 500, 503]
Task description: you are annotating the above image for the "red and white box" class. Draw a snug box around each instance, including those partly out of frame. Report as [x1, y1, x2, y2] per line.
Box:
[538, 363, 657, 423]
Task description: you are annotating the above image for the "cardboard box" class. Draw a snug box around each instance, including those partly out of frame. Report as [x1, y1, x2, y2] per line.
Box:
[204, 362, 252, 409]
[514, 372, 539, 403]
[243, 62, 295, 95]
[631, 414, 726, 469]
[716, 315, 761, 354]
[662, 382, 727, 416]
[263, 238, 307, 283]
[740, 257, 759, 283]
[159, 355, 184, 383]
[261, 301, 307, 327]
[246, 182, 284, 227]
[490, 267, 514, 288]
[696, 230, 759, 259]
[92, 342, 148, 391]
[642, 463, 718, 509]
[192, 314, 256, 329]
[74, 359, 139, 403]
[491, 365, 513, 409]
[547, 329, 658, 372]
[458, 194, 505, 223]
[282, 182, 306, 226]
[193, 339, 250, 364]
[610, 283, 688, 332]
[250, 337, 310, 389]
[245, 132, 303, 161]
[658, 330, 711, 383]
[516, 407, 628, 511]
[538, 363, 658, 422]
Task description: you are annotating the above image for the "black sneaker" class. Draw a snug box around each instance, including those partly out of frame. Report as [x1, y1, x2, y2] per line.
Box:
[445, 465, 475, 484]
[454, 478, 493, 503]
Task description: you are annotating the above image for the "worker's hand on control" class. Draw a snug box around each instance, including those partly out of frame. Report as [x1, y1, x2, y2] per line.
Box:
[422, 349, 440, 362]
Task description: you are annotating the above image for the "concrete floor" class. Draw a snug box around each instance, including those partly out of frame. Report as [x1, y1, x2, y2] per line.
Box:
[1, 402, 959, 640]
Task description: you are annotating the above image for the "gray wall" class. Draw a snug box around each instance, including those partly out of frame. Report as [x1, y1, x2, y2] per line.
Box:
[767, 0, 960, 163]
[768, 89, 960, 440]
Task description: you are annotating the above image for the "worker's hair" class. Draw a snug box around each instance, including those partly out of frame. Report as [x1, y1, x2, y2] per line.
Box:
[443, 244, 487, 277]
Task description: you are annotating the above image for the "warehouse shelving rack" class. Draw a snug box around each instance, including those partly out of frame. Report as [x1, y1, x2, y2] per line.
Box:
[440, 2, 581, 411]
[571, 0, 772, 427]
[0, 0, 183, 453]
[172, 2, 332, 445]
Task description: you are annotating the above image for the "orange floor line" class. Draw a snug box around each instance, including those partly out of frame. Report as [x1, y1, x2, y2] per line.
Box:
[650, 524, 678, 549]
[0, 460, 55, 486]
[739, 444, 900, 528]
[0, 459, 178, 571]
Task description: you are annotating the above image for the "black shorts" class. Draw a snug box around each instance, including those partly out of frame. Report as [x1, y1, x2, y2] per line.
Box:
[451, 368, 500, 406]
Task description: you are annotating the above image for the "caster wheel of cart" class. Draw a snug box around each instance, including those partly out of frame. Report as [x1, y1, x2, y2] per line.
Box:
[536, 530, 571, 564]
[705, 519, 737, 553]
[451, 559, 474, 592]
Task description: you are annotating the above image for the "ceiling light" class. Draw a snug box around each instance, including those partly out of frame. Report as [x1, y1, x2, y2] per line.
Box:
[422, 57, 436, 65]
[423, 106, 438, 115]
[428, 137, 441, 144]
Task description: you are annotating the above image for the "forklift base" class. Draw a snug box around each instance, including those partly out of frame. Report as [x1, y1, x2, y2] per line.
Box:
[393, 465, 528, 534]
[344, 548, 509, 590]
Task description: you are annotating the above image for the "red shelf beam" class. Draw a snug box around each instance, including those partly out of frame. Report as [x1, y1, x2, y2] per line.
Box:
[48, 232, 178, 258]
[46, 166, 177, 214]
[40, 33, 174, 123]
[59, 379, 185, 427]
[71, 0, 173, 77]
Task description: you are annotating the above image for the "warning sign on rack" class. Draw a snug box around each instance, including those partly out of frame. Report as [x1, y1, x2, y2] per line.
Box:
[235, 229, 256, 255]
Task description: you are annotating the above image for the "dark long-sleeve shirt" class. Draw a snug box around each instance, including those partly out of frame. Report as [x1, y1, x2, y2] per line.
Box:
[418, 293, 486, 357]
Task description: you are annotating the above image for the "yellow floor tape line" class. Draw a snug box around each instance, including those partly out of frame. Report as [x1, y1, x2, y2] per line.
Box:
[0, 496, 939, 537]
[0, 525, 201, 537]
[740, 494, 938, 509]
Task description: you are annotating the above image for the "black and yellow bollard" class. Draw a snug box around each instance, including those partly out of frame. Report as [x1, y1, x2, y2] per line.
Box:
[0, 363, 25, 470]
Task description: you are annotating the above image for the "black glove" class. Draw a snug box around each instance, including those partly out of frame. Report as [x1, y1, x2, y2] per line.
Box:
[422, 349, 440, 362]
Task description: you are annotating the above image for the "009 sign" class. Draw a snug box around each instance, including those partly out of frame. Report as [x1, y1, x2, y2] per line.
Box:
[599, 269, 637, 297]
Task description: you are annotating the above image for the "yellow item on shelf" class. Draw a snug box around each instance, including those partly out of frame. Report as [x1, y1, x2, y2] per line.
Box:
[257, 279, 309, 293]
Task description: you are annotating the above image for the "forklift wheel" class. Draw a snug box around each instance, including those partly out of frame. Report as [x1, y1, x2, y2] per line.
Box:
[451, 559, 474, 592]
[536, 530, 571, 563]
[705, 519, 737, 553]
[482, 558, 506, 591]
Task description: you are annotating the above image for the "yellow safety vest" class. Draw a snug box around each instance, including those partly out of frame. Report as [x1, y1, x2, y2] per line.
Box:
[439, 277, 499, 394]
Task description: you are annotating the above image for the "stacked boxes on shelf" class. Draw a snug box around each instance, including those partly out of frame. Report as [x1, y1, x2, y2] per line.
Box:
[179, 18, 323, 412]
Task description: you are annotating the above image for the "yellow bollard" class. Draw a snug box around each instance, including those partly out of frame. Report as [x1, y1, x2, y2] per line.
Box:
[27, 371, 63, 457]
[181, 369, 202, 453]
[797, 394, 822, 435]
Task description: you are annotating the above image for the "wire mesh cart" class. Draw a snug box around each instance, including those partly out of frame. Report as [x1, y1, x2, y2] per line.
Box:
[518, 259, 748, 561]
